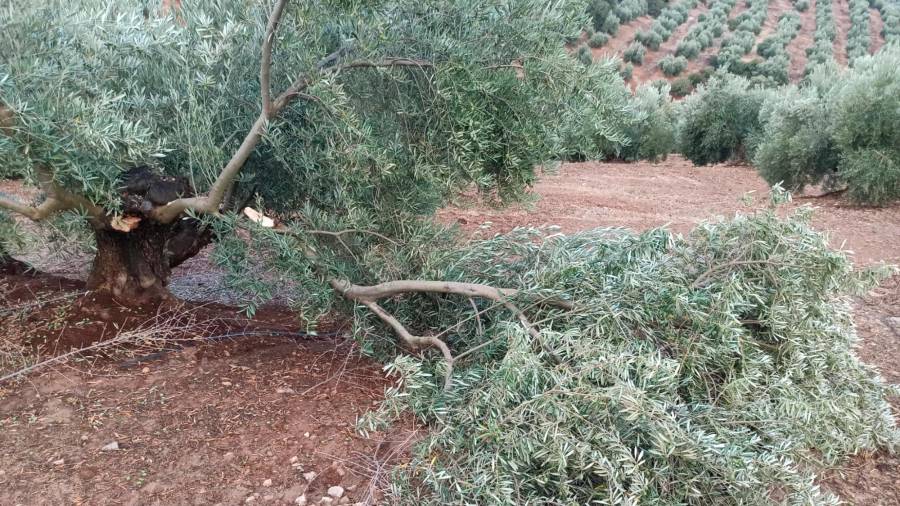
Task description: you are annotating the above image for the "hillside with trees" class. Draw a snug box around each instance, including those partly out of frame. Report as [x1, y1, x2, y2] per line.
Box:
[577, 0, 895, 93]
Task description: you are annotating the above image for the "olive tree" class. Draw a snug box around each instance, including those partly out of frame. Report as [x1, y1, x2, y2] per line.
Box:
[0, 0, 625, 306]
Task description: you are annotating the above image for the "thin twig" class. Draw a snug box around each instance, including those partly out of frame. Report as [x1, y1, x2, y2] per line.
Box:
[305, 228, 401, 246]
[691, 260, 786, 289]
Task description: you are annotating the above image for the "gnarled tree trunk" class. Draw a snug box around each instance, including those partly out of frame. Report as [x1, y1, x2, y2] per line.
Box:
[87, 218, 213, 306]
[86, 217, 212, 305]
[88, 223, 172, 303]
[84, 167, 215, 305]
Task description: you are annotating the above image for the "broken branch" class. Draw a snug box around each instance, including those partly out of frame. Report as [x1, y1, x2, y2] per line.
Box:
[361, 299, 455, 390]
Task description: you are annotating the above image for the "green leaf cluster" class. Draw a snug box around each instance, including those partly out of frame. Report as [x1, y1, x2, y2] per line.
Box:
[359, 205, 899, 504]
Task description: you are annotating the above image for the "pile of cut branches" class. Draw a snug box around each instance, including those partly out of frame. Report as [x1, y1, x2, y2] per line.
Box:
[358, 197, 898, 504]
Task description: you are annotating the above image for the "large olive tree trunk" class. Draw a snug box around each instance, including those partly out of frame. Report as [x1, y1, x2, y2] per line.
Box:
[86, 217, 212, 304]
[84, 167, 214, 305]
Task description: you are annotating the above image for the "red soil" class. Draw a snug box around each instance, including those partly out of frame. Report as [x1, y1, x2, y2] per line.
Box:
[0, 274, 405, 505]
[3, 159, 900, 504]
[833, 0, 851, 64]
[871, 7, 886, 54]
[787, 0, 819, 80]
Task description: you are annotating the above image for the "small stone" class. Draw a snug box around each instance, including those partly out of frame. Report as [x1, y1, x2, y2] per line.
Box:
[327, 486, 344, 499]
[101, 441, 120, 451]
[52, 459, 65, 465]
[318, 499, 333, 506]
[141, 367, 150, 373]
[221, 381, 233, 387]
[262, 479, 272, 487]
[294, 495, 307, 506]
[245, 496, 257, 503]
[303, 471, 317, 482]
[334, 466, 345, 477]
[303, 432, 310, 438]
[338, 498, 349, 505]
[276, 387, 295, 394]
[290, 456, 299, 464]
[80, 434, 89, 442]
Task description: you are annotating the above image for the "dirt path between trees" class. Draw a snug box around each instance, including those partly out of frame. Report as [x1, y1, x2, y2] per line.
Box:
[870, 6, 886, 54]
[788, 0, 818, 80]
[833, 0, 851, 64]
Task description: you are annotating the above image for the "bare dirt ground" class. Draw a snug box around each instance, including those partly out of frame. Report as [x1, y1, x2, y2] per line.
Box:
[833, 0, 851, 65]
[870, 7, 886, 54]
[3, 156, 900, 504]
[787, 0, 818, 80]
[0, 273, 410, 505]
[440, 157, 900, 264]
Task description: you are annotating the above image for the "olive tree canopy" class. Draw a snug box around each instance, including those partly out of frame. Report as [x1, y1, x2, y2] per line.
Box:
[0, 0, 629, 304]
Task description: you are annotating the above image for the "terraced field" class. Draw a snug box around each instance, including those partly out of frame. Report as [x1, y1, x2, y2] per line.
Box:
[578, 0, 896, 91]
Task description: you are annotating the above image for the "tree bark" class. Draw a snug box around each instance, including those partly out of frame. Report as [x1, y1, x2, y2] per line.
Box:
[87, 223, 173, 304]
[86, 218, 212, 305]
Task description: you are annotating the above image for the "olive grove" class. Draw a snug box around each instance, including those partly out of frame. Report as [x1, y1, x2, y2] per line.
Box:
[1, 1, 898, 503]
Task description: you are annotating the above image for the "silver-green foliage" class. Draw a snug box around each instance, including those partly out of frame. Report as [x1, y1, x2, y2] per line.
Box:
[754, 46, 900, 204]
[829, 47, 900, 204]
[873, 0, 900, 43]
[621, 82, 676, 161]
[0, 0, 621, 223]
[0, 0, 649, 306]
[754, 86, 838, 191]
[678, 0, 736, 58]
[846, 0, 871, 62]
[623, 42, 646, 64]
[360, 201, 898, 504]
[804, 0, 837, 73]
[676, 73, 768, 165]
[658, 54, 688, 76]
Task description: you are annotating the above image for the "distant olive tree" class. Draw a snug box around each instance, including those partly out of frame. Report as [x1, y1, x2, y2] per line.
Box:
[754, 47, 900, 204]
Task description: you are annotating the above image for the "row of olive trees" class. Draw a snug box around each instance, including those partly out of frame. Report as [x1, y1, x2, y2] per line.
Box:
[676, 45, 900, 205]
